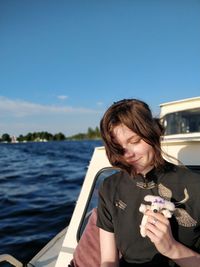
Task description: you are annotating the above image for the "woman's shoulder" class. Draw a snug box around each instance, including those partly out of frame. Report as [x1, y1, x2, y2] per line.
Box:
[163, 160, 200, 184]
[100, 170, 130, 193]
[174, 164, 200, 179]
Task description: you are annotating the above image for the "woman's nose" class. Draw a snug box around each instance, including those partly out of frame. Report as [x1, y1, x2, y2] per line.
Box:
[124, 147, 135, 158]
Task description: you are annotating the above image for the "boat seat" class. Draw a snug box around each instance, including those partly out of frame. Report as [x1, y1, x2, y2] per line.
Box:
[69, 208, 100, 267]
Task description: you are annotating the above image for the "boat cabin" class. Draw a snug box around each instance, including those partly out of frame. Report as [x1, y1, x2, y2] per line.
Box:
[160, 96, 200, 136]
[160, 97, 200, 165]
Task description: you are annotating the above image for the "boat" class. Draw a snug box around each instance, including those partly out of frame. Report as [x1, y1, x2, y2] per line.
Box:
[160, 96, 200, 166]
[1, 97, 200, 267]
[11, 136, 19, 143]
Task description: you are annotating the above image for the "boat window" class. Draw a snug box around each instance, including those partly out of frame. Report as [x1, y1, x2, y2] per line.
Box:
[162, 108, 200, 135]
[77, 167, 120, 240]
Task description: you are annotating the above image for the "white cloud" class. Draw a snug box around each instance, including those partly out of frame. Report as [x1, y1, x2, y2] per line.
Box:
[0, 96, 100, 117]
[57, 95, 68, 100]
[0, 96, 104, 136]
[97, 101, 103, 106]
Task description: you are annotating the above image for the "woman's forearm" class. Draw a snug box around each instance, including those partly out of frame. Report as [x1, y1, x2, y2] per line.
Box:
[100, 229, 119, 267]
[166, 240, 200, 267]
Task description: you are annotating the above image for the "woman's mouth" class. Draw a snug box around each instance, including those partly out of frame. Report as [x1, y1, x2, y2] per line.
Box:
[128, 158, 140, 164]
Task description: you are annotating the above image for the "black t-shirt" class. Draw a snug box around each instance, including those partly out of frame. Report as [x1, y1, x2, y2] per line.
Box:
[97, 162, 200, 266]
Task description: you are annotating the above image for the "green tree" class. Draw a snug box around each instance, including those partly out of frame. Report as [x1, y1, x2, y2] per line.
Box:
[26, 132, 33, 141]
[1, 133, 11, 142]
[53, 132, 66, 141]
[87, 127, 95, 139]
[18, 134, 25, 142]
[95, 126, 101, 138]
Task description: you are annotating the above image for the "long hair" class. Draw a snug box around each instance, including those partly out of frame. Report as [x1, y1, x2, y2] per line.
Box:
[100, 99, 165, 176]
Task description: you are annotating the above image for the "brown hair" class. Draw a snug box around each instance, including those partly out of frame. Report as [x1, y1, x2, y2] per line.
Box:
[100, 99, 165, 176]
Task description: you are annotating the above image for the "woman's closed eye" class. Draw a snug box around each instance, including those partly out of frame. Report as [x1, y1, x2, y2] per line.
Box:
[130, 137, 141, 144]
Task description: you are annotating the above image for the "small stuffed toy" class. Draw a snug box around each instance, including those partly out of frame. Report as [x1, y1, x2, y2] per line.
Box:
[139, 195, 175, 237]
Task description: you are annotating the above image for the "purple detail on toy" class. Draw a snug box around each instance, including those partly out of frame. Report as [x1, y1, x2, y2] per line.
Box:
[153, 198, 165, 204]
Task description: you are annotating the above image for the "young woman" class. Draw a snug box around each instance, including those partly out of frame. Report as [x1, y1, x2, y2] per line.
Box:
[97, 99, 200, 267]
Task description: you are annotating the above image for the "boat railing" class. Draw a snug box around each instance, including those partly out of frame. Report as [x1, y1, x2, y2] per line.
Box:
[0, 254, 23, 267]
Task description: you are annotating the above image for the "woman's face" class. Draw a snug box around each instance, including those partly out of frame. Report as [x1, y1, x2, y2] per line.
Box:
[112, 124, 155, 175]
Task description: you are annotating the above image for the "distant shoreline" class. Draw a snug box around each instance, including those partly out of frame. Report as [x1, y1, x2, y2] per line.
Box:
[0, 127, 101, 143]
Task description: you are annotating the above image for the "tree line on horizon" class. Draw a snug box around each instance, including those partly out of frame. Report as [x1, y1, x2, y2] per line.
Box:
[0, 127, 101, 143]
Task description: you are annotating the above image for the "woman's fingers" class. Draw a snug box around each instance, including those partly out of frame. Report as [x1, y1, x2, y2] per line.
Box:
[144, 210, 175, 255]
[145, 211, 170, 236]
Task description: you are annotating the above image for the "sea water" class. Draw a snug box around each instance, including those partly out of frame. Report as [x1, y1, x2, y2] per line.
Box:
[0, 140, 102, 264]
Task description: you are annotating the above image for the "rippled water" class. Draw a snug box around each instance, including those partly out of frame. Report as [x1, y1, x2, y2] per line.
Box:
[0, 140, 102, 264]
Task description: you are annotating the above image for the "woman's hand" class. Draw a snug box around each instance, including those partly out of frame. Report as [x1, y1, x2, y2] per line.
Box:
[144, 210, 176, 256]
[145, 210, 200, 267]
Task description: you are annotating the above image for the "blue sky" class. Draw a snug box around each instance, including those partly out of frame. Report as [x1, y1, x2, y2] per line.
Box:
[0, 0, 200, 137]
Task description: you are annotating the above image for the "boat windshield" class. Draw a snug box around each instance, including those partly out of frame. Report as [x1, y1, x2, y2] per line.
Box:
[162, 108, 200, 135]
[77, 167, 120, 240]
